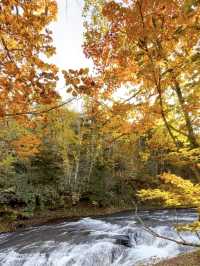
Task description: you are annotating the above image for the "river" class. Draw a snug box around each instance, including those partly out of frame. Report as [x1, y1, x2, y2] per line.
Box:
[0, 209, 199, 266]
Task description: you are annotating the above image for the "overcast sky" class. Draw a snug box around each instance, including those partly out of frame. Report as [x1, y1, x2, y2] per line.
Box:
[49, 0, 92, 105]
[48, 0, 127, 110]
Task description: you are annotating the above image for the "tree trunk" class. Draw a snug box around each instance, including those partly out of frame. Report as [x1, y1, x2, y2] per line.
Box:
[157, 87, 179, 148]
[173, 80, 199, 148]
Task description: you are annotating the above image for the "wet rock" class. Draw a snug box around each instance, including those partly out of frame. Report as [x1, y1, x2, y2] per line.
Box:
[113, 235, 132, 248]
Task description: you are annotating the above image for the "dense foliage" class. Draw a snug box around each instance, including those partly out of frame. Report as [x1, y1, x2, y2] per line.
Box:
[80, 0, 200, 232]
[0, 0, 199, 240]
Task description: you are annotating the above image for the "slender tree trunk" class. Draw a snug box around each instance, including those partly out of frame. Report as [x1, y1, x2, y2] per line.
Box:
[191, 164, 200, 182]
[74, 156, 80, 188]
[157, 87, 179, 148]
[173, 80, 199, 148]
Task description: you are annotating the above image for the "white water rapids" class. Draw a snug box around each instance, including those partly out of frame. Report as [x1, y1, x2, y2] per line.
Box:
[0, 209, 199, 266]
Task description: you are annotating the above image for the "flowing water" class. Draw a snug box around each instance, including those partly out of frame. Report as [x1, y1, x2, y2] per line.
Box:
[0, 209, 199, 266]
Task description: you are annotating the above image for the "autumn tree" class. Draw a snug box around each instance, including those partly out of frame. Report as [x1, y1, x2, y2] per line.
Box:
[81, 0, 200, 244]
[0, 0, 59, 117]
[83, 0, 200, 148]
[139, 173, 200, 232]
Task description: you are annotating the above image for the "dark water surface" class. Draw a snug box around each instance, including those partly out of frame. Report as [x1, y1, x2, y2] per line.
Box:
[0, 209, 199, 265]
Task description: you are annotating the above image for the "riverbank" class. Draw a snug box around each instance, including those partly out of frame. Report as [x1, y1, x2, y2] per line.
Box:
[0, 204, 193, 234]
[0, 204, 135, 234]
[153, 250, 200, 266]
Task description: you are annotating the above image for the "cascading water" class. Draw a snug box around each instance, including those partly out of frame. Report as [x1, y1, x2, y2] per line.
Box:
[0, 209, 199, 266]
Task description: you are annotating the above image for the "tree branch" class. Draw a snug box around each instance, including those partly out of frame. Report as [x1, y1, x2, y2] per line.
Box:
[2, 97, 77, 118]
[169, 125, 189, 137]
[133, 202, 200, 248]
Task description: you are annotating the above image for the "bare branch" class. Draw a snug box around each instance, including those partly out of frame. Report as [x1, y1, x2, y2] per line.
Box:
[169, 124, 189, 137]
[174, 209, 187, 244]
[195, 232, 200, 241]
[133, 202, 200, 248]
[2, 97, 77, 118]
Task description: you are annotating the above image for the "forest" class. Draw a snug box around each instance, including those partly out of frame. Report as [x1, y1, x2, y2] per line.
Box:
[0, 0, 200, 257]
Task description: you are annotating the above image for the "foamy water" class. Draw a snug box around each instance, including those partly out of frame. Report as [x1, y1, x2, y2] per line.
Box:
[0, 209, 199, 265]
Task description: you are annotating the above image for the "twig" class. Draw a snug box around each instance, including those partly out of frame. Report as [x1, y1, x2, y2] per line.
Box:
[2, 97, 77, 118]
[133, 202, 200, 248]
[174, 208, 187, 243]
[195, 232, 200, 241]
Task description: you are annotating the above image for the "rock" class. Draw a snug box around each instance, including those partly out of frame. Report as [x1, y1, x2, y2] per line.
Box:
[113, 235, 132, 248]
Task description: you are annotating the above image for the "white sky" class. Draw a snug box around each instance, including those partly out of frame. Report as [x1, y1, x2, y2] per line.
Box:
[49, 0, 127, 110]
[49, 0, 92, 108]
